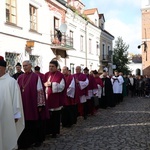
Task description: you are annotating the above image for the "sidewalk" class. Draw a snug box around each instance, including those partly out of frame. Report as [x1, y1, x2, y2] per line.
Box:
[28, 96, 150, 150]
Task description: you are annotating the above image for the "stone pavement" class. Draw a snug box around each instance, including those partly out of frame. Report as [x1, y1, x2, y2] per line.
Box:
[28, 97, 150, 150]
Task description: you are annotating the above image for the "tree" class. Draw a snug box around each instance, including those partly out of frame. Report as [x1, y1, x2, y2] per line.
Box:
[113, 37, 131, 74]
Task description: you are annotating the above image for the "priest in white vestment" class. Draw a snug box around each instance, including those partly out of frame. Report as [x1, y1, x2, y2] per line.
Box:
[0, 56, 24, 150]
[111, 70, 124, 105]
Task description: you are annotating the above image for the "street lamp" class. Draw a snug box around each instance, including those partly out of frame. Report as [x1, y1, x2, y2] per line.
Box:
[137, 41, 147, 61]
[25, 40, 34, 55]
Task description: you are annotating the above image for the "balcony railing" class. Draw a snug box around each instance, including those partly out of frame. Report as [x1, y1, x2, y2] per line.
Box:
[50, 34, 74, 50]
[101, 55, 112, 63]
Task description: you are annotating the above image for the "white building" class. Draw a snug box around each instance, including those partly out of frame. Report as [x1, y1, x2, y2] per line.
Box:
[0, 0, 114, 75]
[0, 0, 54, 74]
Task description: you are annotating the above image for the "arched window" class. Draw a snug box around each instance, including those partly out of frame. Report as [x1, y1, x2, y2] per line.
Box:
[136, 68, 141, 76]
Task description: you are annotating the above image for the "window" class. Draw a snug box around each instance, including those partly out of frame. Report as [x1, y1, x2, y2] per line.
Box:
[95, 19, 97, 26]
[5, 52, 22, 76]
[6, 0, 17, 24]
[108, 46, 110, 52]
[80, 35, 84, 51]
[70, 30, 73, 46]
[89, 38, 92, 53]
[54, 17, 59, 34]
[30, 5, 37, 31]
[102, 44, 105, 59]
[54, 17, 59, 29]
[29, 55, 40, 70]
[101, 23, 104, 29]
[70, 63, 74, 74]
[96, 41, 99, 55]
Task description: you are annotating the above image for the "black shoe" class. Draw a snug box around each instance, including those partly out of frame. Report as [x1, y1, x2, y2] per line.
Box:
[51, 134, 57, 138]
[84, 116, 87, 120]
[33, 142, 41, 147]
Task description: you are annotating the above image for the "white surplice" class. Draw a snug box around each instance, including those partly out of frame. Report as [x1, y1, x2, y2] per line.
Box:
[111, 75, 124, 94]
[0, 73, 24, 150]
[79, 78, 89, 103]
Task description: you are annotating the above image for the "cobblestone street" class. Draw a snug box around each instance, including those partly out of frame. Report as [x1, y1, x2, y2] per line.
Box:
[28, 97, 150, 150]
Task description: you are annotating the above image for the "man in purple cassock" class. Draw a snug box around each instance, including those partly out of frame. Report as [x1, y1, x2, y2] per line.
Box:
[73, 66, 89, 120]
[17, 60, 46, 149]
[83, 67, 98, 115]
[34, 65, 45, 83]
[44, 60, 66, 138]
[61, 66, 76, 127]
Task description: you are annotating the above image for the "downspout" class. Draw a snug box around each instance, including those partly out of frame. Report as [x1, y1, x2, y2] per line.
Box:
[85, 21, 88, 67]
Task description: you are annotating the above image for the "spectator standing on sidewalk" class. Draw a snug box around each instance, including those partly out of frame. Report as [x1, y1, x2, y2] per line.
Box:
[128, 74, 136, 97]
[137, 75, 145, 98]
[12, 62, 24, 80]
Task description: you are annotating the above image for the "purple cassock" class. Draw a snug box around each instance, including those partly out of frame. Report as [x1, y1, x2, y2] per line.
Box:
[36, 72, 45, 83]
[64, 74, 76, 106]
[35, 72, 49, 119]
[17, 71, 46, 120]
[44, 71, 66, 109]
[86, 74, 98, 93]
[73, 73, 87, 103]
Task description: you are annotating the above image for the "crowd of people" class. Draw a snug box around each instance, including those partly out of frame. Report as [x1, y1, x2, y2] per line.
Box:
[0, 55, 150, 150]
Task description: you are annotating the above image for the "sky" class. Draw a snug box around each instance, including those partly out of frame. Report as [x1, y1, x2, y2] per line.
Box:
[82, 0, 142, 54]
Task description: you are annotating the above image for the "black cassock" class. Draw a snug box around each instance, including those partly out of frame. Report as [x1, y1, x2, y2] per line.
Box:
[101, 77, 115, 108]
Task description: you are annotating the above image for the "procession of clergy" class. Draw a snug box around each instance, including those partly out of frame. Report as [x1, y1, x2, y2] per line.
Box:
[0, 56, 125, 150]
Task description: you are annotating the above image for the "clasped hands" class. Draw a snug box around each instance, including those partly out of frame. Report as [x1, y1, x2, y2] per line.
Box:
[44, 81, 52, 87]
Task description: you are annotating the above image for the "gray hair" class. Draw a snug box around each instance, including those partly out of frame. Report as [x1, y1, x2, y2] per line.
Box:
[23, 60, 32, 66]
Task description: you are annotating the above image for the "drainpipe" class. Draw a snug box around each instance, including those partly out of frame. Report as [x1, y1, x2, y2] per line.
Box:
[85, 21, 88, 67]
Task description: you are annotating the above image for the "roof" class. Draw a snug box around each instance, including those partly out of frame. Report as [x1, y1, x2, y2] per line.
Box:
[103, 30, 114, 39]
[99, 14, 105, 22]
[83, 8, 98, 15]
[75, 0, 85, 6]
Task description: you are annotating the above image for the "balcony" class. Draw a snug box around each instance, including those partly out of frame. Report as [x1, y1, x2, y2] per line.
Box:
[101, 54, 112, 64]
[50, 34, 74, 58]
[50, 34, 74, 50]
[101, 55, 109, 63]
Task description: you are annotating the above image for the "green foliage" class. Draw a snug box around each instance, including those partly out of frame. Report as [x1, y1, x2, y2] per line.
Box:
[113, 37, 131, 75]
[68, 5, 89, 21]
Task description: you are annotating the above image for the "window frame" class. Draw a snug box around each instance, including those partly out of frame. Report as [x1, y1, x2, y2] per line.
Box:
[29, 4, 38, 31]
[80, 35, 84, 52]
[70, 30, 73, 47]
[6, 0, 17, 24]
[89, 38, 92, 54]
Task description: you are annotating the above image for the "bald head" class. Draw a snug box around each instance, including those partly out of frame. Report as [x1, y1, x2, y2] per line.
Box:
[62, 66, 69, 75]
[75, 66, 81, 73]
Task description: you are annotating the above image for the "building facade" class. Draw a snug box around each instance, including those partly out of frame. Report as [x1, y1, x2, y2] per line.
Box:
[0, 0, 114, 75]
[141, 0, 150, 75]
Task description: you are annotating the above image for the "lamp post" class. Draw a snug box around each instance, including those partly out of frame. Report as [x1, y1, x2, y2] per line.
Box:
[138, 41, 147, 61]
